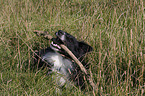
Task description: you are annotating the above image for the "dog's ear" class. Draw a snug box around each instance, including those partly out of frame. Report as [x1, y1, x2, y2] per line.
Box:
[79, 41, 93, 53]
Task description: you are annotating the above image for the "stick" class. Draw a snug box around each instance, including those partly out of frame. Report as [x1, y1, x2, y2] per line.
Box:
[33, 30, 97, 92]
[34, 30, 88, 74]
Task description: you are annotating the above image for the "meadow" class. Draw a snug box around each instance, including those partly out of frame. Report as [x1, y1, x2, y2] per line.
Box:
[0, 0, 144, 95]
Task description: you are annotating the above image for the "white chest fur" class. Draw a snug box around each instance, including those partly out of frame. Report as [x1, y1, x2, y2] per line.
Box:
[42, 52, 73, 86]
[42, 52, 63, 71]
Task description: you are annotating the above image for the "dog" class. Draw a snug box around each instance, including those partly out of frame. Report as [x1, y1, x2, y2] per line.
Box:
[33, 30, 93, 90]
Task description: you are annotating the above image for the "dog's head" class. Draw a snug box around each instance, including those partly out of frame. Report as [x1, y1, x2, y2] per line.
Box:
[50, 30, 93, 58]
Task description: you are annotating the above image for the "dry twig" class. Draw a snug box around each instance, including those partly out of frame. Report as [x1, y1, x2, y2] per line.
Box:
[33, 30, 97, 93]
[34, 30, 88, 74]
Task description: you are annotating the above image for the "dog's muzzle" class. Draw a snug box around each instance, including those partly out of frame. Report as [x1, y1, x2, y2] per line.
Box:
[50, 41, 61, 51]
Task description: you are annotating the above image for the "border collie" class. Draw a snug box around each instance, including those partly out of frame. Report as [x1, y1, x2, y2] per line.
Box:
[34, 30, 93, 90]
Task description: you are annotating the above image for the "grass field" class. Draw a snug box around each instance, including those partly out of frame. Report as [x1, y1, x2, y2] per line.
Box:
[0, 0, 144, 95]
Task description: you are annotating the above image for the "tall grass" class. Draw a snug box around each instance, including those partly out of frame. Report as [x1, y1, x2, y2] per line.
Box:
[0, 0, 144, 95]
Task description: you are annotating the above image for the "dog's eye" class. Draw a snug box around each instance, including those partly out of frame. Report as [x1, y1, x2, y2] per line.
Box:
[66, 37, 73, 43]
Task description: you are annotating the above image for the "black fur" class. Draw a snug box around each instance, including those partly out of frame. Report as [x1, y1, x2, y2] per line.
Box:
[33, 30, 93, 89]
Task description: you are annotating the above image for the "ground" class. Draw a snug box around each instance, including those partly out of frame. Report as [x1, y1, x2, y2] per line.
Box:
[0, 0, 144, 95]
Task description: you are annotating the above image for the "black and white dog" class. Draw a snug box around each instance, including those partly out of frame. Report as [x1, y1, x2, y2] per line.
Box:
[34, 30, 93, 89]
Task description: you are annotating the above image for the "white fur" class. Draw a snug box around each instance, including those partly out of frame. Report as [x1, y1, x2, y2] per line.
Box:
[42, 52, 63, 70]
[60, 34, 66, 41]
[42, 51, 73, 87]
[56, 32, 66, 41]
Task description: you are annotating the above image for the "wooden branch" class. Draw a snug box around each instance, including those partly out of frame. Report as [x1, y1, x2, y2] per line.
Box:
[33, 30, 97, 92]
[61, 44, 88, 74]
[34, 30, 88, 74]
[34, 30, 53, 39]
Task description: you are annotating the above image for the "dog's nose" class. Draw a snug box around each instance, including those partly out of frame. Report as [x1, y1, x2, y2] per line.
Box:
[57, 30, 65, 35]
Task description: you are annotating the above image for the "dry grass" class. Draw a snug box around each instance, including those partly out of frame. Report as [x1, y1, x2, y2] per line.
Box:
[0, 0, 144, 95]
